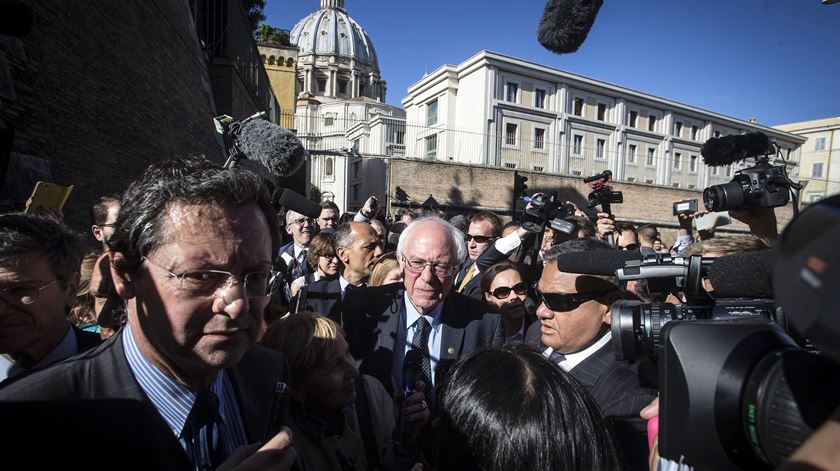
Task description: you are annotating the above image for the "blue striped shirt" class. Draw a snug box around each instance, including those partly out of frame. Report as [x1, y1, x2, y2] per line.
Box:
[122, 324, 249, 460]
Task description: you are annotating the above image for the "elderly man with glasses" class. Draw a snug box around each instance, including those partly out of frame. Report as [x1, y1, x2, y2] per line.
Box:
[343, 217, 502, 399]
[0, 157, 296, 470]
[534, 237, 657, 471]
[0, 213, 101, 383]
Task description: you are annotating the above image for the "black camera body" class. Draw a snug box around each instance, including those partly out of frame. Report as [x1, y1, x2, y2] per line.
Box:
[585, 169, 623, 214]
[704, 159, 793, 212]
[520, 192, 576, 234]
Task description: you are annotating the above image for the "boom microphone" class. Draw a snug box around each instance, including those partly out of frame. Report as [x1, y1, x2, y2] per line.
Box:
[236, 119, 307, 178]
[701, 132, 775, 167]
[537, 0, 603, 54]
[276, 185, 321, 219]
[708, 250, 774, 298]
[555, 250, 642, 276]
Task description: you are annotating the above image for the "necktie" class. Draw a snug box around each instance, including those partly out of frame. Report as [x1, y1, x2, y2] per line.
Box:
[548, 350, 566, 365]
[411, 316, 434, 390]
[184, 390, 226, 470]
[292, 249, 307, 279]
[457, 264, 477, 292]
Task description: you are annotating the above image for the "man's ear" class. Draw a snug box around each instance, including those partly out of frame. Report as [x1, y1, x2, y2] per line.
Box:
[284, 224, 293, 236]
[109, 252, 136, 299]
[336, 247, 349, 265]
[91, 225, 103, 241]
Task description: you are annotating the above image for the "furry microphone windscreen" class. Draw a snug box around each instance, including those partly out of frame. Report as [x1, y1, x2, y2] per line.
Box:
[237, 119, 307, 178]
[701, 132, 775, 167]
[537, 0, 604, 54]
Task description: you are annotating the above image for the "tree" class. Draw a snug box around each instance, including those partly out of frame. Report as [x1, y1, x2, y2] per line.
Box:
[242, 0, 266, 32]
[255, 23, 290, 46]
[309, 183, 322, 204]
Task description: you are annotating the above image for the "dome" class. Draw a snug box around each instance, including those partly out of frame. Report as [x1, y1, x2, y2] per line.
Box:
[290, 0, 379, 71]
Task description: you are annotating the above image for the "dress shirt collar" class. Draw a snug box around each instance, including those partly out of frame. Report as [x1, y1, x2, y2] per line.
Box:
[404, 291, 444, 329]
[35, 321, 77, 369]
[543, 331, 611, 372]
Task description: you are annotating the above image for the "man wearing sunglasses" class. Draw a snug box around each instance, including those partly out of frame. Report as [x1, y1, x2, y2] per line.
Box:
[0, 158, 296, 469]
[534, 238, 656, 471]
[453, 211, 503, 298]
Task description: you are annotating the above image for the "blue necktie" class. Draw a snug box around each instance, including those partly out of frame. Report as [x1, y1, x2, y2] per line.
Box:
[184, 390, 226, 470]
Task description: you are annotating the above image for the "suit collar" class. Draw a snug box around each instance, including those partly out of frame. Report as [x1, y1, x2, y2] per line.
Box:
[568, 338, 614, 387]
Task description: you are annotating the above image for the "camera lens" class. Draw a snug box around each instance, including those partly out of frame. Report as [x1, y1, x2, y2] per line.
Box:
[704, 180, 745, 212]
[611, 300, 677, 363]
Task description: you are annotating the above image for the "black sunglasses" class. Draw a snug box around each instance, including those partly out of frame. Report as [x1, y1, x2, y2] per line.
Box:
[464, 234, 495, 244]
[620, 243, 639, 251]
[488, 282, 529, 299]
[536, 288, 616, 312]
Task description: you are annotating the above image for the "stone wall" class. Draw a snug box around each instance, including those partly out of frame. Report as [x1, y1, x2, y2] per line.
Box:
[387, 158, 795, 242]
[0, 0, 222, 235]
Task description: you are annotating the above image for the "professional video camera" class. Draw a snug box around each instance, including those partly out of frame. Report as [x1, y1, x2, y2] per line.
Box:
[519, 191, 576, 235]
[701, 132, 801, 214]
[659, 197, 840, 470]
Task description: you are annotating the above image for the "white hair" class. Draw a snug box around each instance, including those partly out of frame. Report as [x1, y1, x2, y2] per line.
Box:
[396, 216, 467, 263]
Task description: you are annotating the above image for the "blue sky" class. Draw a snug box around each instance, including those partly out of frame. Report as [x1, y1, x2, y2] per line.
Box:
[265, 0, 840, 126]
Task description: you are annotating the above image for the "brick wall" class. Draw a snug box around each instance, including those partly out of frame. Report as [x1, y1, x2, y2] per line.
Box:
[0, 0, 222, 235]
[388, 158, 794, 243]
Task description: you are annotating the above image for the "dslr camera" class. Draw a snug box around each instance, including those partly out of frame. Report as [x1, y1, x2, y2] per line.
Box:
[701, 132, 801, 212]
[519, 192, 576, 235]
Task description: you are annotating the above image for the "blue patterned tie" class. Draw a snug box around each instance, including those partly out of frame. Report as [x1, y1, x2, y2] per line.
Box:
[411, 316, 433, 389]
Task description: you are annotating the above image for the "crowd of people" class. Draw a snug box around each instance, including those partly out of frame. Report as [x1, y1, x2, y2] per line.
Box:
[0, 155, 823, 470]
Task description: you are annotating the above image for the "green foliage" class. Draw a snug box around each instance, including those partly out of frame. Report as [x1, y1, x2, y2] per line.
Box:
[255, 23, 291, 46]
[309, 183, 322, 203]
[243, 0, 266, 32]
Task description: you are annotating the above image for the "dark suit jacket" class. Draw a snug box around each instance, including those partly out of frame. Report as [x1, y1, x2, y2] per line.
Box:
[73, 324, 103, 352]
[569, 340, 657, 471]
[298, 277, 344, 324]
[343, 283, 502, 395]
[0, 329, 289, 469]
[278, 242, 312, 277]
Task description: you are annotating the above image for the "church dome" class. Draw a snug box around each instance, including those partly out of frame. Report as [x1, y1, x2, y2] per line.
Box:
[290, 0, 379, 71]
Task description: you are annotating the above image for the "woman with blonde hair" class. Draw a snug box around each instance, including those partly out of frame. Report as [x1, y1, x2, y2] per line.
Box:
[261, 313, 429, 470]
[368, 251, 402, 287]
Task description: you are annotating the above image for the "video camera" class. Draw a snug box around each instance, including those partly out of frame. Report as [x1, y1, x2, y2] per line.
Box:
[701, 132, 801, 214]
[519, 192, 576, 235]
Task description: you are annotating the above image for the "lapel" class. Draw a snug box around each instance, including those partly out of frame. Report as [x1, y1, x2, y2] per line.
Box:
[568, 341, 612, 388]
[387, 294, 407, 392]
[439, 298, 464, 363]
[227, 356, 263, 443]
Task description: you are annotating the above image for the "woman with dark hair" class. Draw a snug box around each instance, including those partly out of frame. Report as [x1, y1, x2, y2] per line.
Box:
[480, 260, 535, 344]
[437, 345, 622, 471]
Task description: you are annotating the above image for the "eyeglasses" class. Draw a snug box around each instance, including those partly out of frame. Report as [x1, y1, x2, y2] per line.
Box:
[464, 234, 496, 244]
[98, 223, 116, 228]
[0, 279, 59, 305]
[536, 288, 616, 312]
[401, 256, 456, 277]
[488, 282, 529, 299]
[142, 257, 276, 299]
[620, 243, 639, 251]
[290, 217, 315, 227]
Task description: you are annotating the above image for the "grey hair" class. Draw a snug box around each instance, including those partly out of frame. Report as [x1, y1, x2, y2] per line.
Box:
[396, 217, 467, 263]
[334, 222, 354, 249]
[107, 156, 279, 271]
[0, 213, 84, 284]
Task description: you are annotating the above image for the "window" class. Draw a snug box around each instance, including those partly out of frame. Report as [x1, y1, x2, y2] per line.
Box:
[324, 115, 334, 127]
[629, 111, 638, 128]
[504, 162, 516, 169]
[672, 183, 680, 188]
[809, 193, 823, 203]
[533, 165, 544, 172]
[712, 166, 719, 176]
[714, 130, 721, 138]
[317, 77, 327, 93]
[338, 79, 348, 95]
[674, 121, 683, 137]
[573, 134, 583, 155]
[627, 177, 636, 182]
[426, 99, 438, 126]
[505, 123, 518, 146]
[535, 89, 546, 109]
[352, 161, 360, 179]
[573, 98, 584, 116]
[597, 103, 607, 121]
[726, 165, 732, 177]
[814, 137, 826, 151]
[645, 179, 654, 184]
[359, 83, 366, 96]
[646, 148, 655, 166]
[812, 162, 824, 178]
[673, 152, 682, 170]
[324, 157, 334, 177]
[572, 170, 583, 176]
[691, 125, 699, 140]
[425, 134, 437, 158]
[628, 144, 637, 163]
[690, 155, 698, 172]
[596, 139, 606, 159]
[388, 127, 405, 145]
[506, 82, 518, 102]
[688, 184, 696, 189]
[534, 128, 546, 149]
[352, 184, 359, 201]
[648, 115, 657, 132]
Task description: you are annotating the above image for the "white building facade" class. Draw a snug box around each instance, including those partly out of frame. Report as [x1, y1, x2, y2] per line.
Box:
[775, 117, 840, 205]
[401, 50, 805, 190]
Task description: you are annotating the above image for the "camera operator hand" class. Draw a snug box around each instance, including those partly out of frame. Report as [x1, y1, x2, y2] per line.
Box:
[217, 427, 296, 471]
[729, 206, 777, 247]
[595, 212, 615, 241]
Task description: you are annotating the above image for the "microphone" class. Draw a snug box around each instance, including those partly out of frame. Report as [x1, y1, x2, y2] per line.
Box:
[701, 132, 775, 167]
[554, 250, 643, 276]
[537, 0, 603, 54]
[275, 185, 321, 219]
[395, 349, 423, 452]
[708, 250, 773, 298]
[236, 119, 306, 178]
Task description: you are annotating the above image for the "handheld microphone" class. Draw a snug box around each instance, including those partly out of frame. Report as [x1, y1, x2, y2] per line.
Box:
[554, 250, 643, 276]
[708, 250, 774, 299]
[701, 132, 775, 167]
[537, 0, 603, 54]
